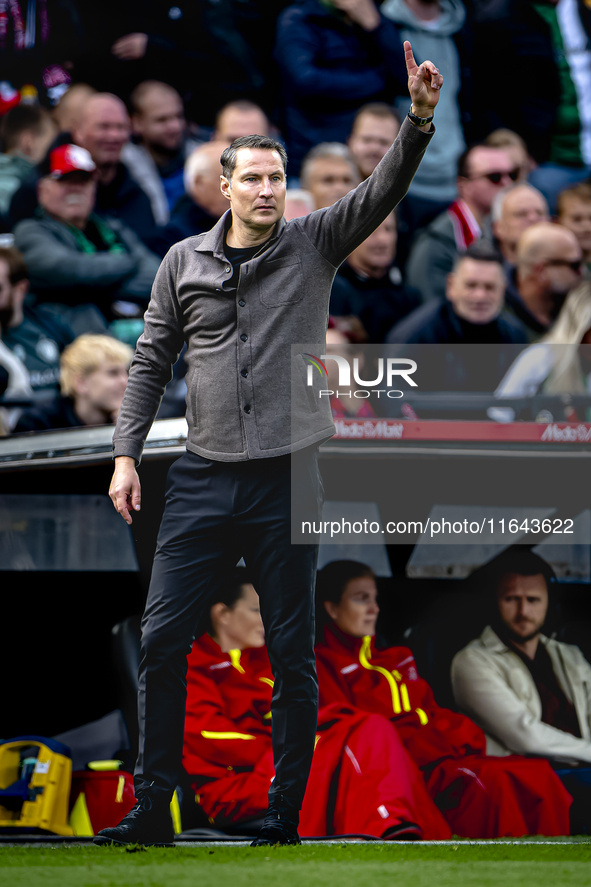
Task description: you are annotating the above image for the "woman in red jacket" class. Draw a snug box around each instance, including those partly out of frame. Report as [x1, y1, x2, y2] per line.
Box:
[314, 560, 572, 838]
[182, 570, 451, 839]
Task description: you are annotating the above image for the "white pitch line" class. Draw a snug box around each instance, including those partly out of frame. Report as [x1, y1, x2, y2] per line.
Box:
[177, 839, 590, 847]
[2, 839, 589, 848]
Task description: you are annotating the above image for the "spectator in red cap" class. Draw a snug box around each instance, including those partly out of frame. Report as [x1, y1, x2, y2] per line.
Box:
[13, 144, 159, 325]
[8, 94, 159, 247]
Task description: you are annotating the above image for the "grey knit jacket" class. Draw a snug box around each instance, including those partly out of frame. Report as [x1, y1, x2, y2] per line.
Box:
[112, 117, 434, 464]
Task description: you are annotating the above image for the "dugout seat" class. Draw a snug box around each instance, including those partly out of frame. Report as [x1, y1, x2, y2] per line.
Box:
[400, 616, 485, 710]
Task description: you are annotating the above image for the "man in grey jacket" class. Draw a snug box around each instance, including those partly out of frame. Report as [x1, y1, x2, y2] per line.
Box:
[101, 43, 442, 848]
[452, 549, 591, 832]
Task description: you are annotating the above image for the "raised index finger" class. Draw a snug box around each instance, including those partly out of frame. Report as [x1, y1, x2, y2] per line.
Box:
[404, 40, 418, 77]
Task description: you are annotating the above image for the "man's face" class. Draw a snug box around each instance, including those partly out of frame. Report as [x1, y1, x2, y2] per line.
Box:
[497, 573, 549, 643]
[494, 188, 549, 255]
[324, 575, 380, 638]
[349, 214, 397, 277]
[459, 147, 516, 217]
[215, 108, 269, 144]
[348, 113, 399, 179]
[306, 157, 359, 210]
[76, 359, 129, 417]
[133, 89, 185, 154]
[221, 147, 286, 232]
[447, 257, 506, 324]
[74, 98, 131, 167]
[38, 173, 96, 226]
[559, 196, 591, 256]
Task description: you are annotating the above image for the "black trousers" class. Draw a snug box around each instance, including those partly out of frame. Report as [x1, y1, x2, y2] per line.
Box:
[135, 446, 324, 809]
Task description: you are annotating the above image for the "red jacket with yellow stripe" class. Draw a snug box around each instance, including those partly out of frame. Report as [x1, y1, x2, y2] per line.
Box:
[315, 625, 486, 769]
[182, 633, 274, 785]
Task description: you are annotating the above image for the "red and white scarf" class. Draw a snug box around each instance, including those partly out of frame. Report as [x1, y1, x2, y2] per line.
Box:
[447, 199, 481, 251]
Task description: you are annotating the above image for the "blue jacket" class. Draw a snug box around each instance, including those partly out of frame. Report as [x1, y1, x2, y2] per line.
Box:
[275, 1, 406, 175]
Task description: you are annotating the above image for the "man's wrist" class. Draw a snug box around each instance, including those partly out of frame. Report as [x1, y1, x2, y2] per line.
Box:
[115, 455, 136, 466]
[410, 104, 434, 121]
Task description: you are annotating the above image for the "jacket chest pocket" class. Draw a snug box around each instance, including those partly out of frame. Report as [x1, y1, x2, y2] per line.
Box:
[259, 257, 303, 307]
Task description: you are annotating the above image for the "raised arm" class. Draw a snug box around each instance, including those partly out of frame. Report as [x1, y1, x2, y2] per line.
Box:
[297, 41, 443, 268]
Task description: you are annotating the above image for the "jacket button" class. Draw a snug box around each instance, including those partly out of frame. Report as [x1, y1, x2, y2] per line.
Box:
[240, 333, 248, 342]
[241, 369, 248, 377]
[225, 265, 231, 273]
[244, 405, 251, 414]
[238, 299, 245, 307]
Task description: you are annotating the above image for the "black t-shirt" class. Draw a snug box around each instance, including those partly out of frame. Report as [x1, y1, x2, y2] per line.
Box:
[224, 242, 268, 289]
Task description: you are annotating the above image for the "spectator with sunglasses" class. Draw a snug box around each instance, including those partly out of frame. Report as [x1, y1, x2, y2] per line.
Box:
[503, 222, 582, 343]
[405, 142, 517, 303]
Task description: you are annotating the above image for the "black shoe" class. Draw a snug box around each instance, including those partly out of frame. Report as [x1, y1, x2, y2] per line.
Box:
[93, 783, 175, 847]
[250, 796, 301, 846]
[382, 822, 422, 841]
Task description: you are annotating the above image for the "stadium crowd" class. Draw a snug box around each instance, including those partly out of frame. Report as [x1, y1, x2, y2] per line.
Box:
[1, 0, 591, 431]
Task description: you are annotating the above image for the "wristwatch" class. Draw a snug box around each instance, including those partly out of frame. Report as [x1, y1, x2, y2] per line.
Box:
[407, 107, 434, 127]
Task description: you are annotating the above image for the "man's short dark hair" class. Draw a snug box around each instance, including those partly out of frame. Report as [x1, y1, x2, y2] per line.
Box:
[0, 104, 52, 154]
[480, 548, 556, 597]
[453, 242, 505, 272]
[220, 135, 288, 182]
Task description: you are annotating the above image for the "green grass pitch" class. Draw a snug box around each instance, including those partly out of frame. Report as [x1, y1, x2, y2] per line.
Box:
[1, 840, 591, 887]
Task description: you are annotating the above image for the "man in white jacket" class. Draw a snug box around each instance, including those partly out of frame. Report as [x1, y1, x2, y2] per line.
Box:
[452, 548, 591, 832]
